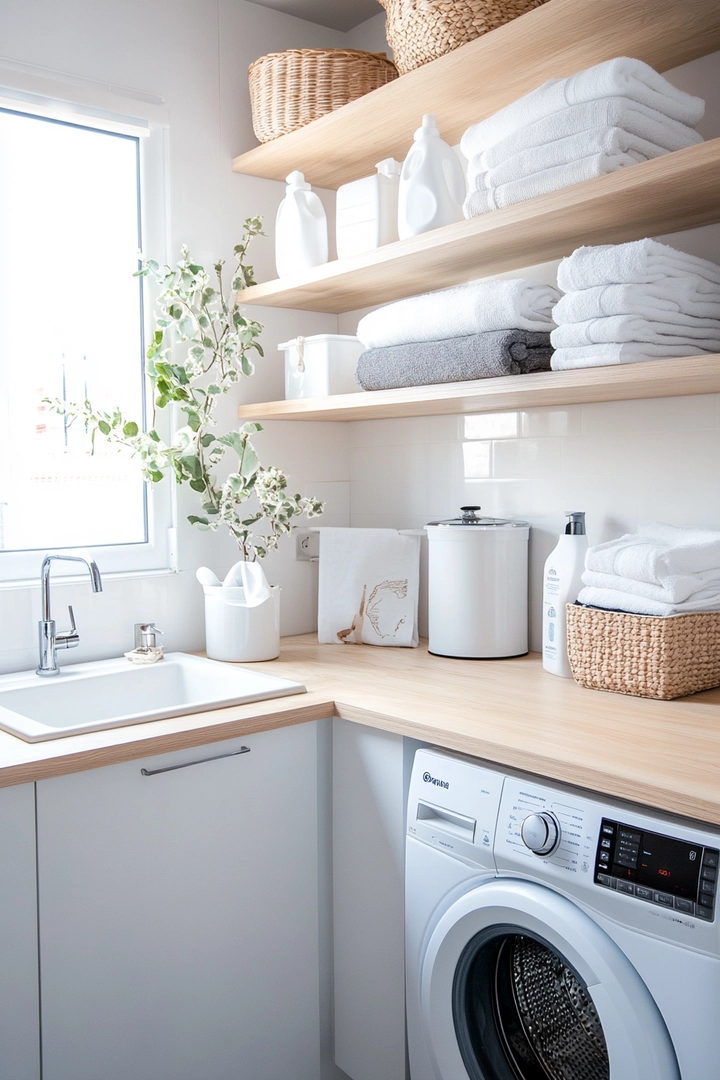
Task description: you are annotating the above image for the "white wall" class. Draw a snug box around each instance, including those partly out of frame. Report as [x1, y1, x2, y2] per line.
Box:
[0, 0, 354, 674]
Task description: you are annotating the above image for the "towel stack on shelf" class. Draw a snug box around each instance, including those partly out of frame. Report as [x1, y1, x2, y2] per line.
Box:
[550, 239, 720, 369]
[354, 278, 559, 390]
[577, 523, 720, 616]
[460, 57, 705, 217]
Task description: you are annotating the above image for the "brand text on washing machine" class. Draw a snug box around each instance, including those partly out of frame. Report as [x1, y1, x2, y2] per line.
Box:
[423, 772, 449, 789]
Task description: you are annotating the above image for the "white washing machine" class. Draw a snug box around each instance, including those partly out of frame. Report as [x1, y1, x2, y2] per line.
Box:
[406, 748, 720, 1080]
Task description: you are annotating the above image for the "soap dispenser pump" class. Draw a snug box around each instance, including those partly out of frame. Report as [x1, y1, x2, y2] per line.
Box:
[397, 113, 466, 239]
[275, 170, 328, 277]
[542, 512, 588, 679]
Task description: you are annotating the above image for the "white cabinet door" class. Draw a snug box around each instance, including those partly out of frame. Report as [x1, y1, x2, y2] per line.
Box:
[0, 782, 40, 1080]
[332, 719, 419, 1080]
[36, 724, 323, 1080]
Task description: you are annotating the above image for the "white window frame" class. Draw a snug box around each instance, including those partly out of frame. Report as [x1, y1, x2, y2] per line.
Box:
[0, 65, 176, 584]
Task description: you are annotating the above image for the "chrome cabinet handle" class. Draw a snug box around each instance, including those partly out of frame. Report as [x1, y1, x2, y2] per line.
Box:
[140, 746, 250, 776]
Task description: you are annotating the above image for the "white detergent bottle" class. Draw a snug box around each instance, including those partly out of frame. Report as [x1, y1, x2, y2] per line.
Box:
[275, 170, 328, 277]
[542, 511, 588, 678]
[335, 157, 401, 260]
[398, 114, 466, 239]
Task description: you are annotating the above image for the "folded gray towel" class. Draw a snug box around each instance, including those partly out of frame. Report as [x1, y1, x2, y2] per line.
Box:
[355, 330, 553, 391]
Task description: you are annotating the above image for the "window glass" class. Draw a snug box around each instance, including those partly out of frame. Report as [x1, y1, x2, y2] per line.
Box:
[0, 108, 147, 557]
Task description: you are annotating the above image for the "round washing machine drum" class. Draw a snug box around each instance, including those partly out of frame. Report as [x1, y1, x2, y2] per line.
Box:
[420, 879, 680, 1080]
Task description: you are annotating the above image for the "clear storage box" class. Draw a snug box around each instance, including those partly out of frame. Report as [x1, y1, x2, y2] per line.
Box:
[278, 334, 365, 399]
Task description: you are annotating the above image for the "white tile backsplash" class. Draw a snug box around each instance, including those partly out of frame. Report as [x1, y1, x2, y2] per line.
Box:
[349, 393, 720, 651]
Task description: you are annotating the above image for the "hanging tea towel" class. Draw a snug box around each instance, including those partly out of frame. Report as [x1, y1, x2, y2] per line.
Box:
[318, 528, 421, 647]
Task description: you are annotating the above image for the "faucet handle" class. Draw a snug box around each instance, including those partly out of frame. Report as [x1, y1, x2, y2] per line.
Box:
[55, 606, 80, 650]
[134, 622, 164, 650]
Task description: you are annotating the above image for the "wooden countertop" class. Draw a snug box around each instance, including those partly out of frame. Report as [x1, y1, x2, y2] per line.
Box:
[0, 635, 718, 825]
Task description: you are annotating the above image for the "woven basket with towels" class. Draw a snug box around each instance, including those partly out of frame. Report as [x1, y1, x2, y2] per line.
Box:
[378, 0, 549, 75]
[248, 48, 398, 142]
[566, 604, 720, 700]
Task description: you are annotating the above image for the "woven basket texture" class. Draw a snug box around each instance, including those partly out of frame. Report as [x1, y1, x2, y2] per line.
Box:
[566, 605, 720, 700]
[378, 0, 549, 74]
[248, 49, 398, 142]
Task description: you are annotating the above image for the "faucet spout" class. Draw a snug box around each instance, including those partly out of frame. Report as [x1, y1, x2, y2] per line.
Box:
[37, 553, 103, 676]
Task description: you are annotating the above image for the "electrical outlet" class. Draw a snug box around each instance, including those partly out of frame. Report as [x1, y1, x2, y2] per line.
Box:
[295, 529, 320, 561]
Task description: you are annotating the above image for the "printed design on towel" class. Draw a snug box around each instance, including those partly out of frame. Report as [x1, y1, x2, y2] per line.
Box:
[337, 579, 409, 644]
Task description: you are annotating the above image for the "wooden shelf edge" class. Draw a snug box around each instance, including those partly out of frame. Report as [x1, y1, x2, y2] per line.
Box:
[232, 0, 720, 188]
[237, 355, 720, 422]
[237, 140, 720, 314]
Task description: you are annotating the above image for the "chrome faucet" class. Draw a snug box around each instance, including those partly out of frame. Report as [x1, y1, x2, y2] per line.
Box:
[36, 553, 103, 677]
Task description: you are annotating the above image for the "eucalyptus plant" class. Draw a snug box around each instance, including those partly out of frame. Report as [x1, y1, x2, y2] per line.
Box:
[50, 216, 323, 559]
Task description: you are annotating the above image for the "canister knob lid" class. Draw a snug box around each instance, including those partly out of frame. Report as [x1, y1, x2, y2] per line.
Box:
[425, 506, 529, 528]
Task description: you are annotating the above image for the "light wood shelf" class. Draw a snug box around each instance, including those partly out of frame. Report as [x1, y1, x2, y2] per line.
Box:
[231, 0, 720, 189]
[238, 355, 720, 422]
[236, 141, 720, 314]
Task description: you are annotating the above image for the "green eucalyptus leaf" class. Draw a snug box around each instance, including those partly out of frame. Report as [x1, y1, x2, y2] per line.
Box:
[97, 420, 111, 436]
[122, 421, 139, 437]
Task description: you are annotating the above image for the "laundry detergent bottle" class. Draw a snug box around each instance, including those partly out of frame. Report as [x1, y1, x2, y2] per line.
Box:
[275, 170, 328, 277]
[398, 114, 466, 239]
[542, 511, 588, 678]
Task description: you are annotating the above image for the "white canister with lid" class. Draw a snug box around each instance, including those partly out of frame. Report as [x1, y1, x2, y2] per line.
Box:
[424, 506, 529, 659]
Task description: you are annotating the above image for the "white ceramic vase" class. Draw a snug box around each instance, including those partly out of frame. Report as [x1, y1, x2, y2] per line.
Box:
[203, 585, 281, 662]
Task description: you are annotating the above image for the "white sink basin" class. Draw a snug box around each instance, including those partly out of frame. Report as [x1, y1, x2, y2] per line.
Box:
[0, 652, 306, 743]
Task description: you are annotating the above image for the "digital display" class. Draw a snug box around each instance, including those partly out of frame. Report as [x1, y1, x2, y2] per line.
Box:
[607, 821, 702, 899]
[631, 831, 701, 899]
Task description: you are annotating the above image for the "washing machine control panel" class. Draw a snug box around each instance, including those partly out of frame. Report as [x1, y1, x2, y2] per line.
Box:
[595, 817, 718, 921]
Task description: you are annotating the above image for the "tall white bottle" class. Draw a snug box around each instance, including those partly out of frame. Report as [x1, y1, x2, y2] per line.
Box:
[397, 114, 466, 239]
[542, 511, 588, 678]
[275, 170, 328, 278]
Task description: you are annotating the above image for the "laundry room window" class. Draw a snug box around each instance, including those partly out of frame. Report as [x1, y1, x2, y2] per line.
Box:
[0, 102, 172, 580]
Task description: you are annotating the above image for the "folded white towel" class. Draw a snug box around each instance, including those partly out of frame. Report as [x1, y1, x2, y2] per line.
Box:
[553, 283, 720, 324]
[317, 528, 421, 647]
[557, 239, 720, 292]
[550, 343, 711, 369]
[355, 278, 559, 348]
[576, 587, 720, 617]
[465, 98, 702, 172]
[463, 153, 642, 216]
[586, 523, 720, 584]
[581, 568, 720, 605]
[460, 57, 704, 158]
[467, 128, 668, 192]
[551, 315, 720, 350]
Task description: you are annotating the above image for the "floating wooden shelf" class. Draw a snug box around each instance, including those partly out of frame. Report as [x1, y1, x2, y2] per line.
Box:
[232, 0, 720, 189]
[237, 355, 720, 422]
[237, 141, 720, 314]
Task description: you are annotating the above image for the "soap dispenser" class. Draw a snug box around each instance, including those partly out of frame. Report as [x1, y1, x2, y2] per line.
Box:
[275, 170, 328, 277]
[397, 114, 466, 239]
[542, 512, 588, 679]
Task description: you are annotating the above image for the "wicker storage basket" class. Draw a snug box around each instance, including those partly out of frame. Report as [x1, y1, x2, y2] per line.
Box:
[566, 604, 720, 700]
[248, 49, 398, 143]
[379, 0, 550, 74]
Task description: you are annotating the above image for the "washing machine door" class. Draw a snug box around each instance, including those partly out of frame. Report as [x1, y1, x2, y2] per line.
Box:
[420, 878, 680, 1080]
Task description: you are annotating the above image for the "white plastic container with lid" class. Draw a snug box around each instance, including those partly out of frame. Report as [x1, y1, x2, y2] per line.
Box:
[424, 506, 529, 659]
[542, 511, 588, 678]
[335, 157, 401, 260]
[278, 334, 365, 399]
[275, 170, 328, 277]
[398, 114, 466, 239]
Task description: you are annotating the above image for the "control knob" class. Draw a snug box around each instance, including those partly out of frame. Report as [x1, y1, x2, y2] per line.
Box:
[520, 812, 560, 855]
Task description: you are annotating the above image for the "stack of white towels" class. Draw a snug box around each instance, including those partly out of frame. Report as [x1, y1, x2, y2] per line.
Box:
[577, 523, 720, 617]
[460, 56, 705, 217]
[354, 278, 559, 390]
[550, 239, 720, 368]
